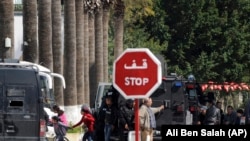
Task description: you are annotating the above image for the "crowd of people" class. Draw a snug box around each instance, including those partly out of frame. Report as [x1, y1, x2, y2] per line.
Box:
[94, 93, 164, 141]
[45, 94, 135, 141]
[45, 104, 95, 141]
[46, 92, 164, 141]
[196, 99, 246, 125]
[46, 90, 250, 141]
[94, 92, 135, 141]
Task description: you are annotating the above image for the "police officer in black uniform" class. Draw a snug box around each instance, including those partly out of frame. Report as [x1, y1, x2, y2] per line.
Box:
[94, 96, 108, 141]
[118, 99, 135, 141]
[95, 89, 119, 141]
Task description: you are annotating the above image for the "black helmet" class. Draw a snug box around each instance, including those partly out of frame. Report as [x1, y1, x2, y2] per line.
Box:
[126, 99, 134, 108]
[106, 91, 113, 97]
[126, 99, 134, 105]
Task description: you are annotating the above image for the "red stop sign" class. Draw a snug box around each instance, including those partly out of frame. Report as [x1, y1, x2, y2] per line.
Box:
[113, 48, 162, 99]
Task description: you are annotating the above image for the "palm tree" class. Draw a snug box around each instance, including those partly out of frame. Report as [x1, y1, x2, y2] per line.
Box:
[83, 0, 90, 105]
[95, 1, 104, 88]
[63, 0, 77, 107]
[88, 1, 96, 106]
[52, 0, 64, 105]
[38, 0, 53, 70]
[75, 0, 85, 105]
[103, 0, 114, 82]
[0, 0, 14, 59]
[23, 0, 38, 63]
[112, 0, 154, 60]
[113, 0, 125, 59]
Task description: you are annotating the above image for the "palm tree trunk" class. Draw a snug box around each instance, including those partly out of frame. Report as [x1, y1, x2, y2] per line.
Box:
[52, 0, 64, 105]
[113, 0, 125, 59]
[38, 0, 53, 70]
[75, 0, 85, 105]
[95, 6, 104, 86]
[231, 92, 238, 109]
[23, 0, 38, 63]
[83, 7, 90, 105]
[64, 0, 77, 122]
[103, 3, 111, 82]
[89, 13, 96, 107]
[0, 0, 14, 59]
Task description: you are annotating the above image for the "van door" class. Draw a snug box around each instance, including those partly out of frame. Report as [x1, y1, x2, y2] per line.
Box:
[4, 85, 39, 138]
[0, 69, 42, 141]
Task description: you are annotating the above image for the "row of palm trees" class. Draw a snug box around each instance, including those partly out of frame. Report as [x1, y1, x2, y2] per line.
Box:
[0, 0, 126, 108]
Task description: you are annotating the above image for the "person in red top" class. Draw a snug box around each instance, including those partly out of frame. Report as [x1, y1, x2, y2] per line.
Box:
[71, 105, 95, 141]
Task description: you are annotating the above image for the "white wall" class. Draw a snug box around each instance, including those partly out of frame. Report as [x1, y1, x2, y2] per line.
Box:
[14, 14, 23, 59]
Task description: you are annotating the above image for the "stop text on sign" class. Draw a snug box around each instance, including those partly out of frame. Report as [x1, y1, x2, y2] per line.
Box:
[125, 77, 149, 86]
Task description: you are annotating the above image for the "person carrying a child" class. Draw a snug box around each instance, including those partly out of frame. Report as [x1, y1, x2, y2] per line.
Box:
[51, 116, 70, 141]
[71, 105, 95, 141]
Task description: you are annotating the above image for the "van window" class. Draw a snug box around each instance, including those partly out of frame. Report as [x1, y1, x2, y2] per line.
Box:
[6, 87, 25, 113]
[9, 100, 23, 107]
[6, 86, 37, 114]
[7, 88, 25, 97]
[6, 88, 25, 113]
[40, 75, 54, 105]
[96, 84, 111, 103]
[7, 99, 24, 113]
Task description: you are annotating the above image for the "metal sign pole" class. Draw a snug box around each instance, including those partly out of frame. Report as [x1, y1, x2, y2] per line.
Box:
[135, 99, 139, 141]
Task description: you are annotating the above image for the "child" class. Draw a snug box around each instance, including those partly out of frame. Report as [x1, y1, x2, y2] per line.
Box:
[71, 105, 95, 141]
[51, 116, 69, 141]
